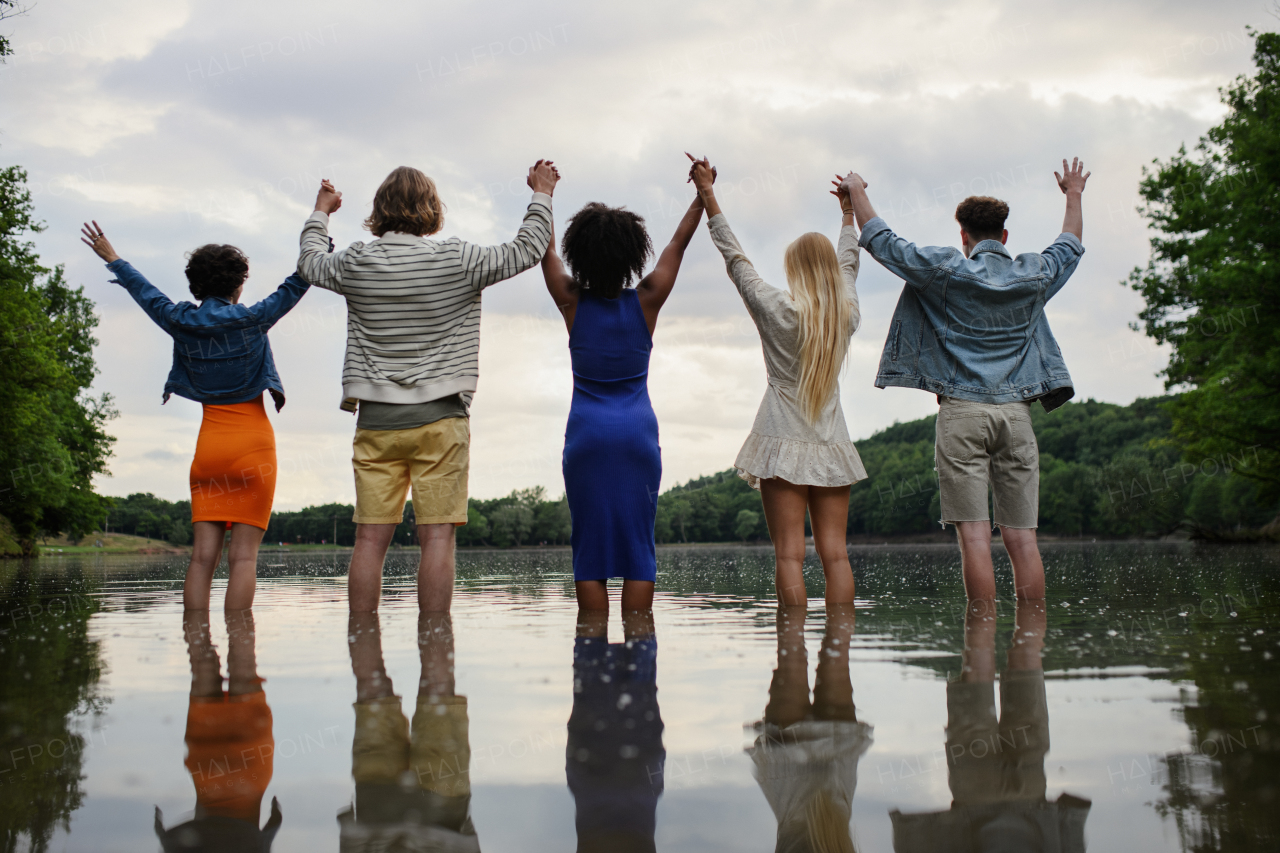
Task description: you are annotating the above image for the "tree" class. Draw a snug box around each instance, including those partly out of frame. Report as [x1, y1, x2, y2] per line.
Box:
[1127, 30, 1280, 508]
[490, 503, 534, 548]
[533, 495, 572, 545]
[458, 505, 490, 546]
[734, 509, 760, 542]
[0, 564, 107, 851]
[0, 167, 116, 554]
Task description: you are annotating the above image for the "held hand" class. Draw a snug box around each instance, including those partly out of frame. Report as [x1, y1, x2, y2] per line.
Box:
[315, 180, 343, 214]
[80, 220, 120, 263]
[832, 171, 868, 197]
[528, 159, 560, 196]
[1055, 158, 1090, 194]
[684, 152, 717, 192]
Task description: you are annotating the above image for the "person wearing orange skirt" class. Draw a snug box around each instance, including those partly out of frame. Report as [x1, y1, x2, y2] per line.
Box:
[155, 609, 282, 851]
[82, 220, 313, 610]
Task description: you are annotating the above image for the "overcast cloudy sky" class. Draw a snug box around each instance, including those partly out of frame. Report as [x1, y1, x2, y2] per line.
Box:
[0, 0, 1267, 508]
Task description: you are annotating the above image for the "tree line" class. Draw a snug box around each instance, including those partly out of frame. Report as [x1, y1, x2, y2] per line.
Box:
[105, 394, 1279, 548]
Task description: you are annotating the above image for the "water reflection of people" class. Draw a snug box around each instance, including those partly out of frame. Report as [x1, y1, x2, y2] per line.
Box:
[567, 609, 665, 853]
[890, 600, 1090, 851]
[748, 604, 872, 853]
[339, 613, 478, 851]
[155, 610, 282, 851]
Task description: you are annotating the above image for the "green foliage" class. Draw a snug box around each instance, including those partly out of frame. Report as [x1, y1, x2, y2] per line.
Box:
[655, 396, 1275, 542]
[106, 492, 192, 545]
[490, 504, 533, 547]
[467, 486, 571, 547]
[1128, 31, 1280, 505]
[111, 392, 1280, 548]
[0, 566, 107, 851]
[0, 166, 116, 554]
[655, 470, 767, 544]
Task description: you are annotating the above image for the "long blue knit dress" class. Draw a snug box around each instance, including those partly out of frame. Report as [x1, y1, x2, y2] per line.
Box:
[563, 287, 661, 583]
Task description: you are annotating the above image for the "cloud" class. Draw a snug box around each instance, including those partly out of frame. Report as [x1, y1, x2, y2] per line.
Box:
[3, 0, 1267, 504]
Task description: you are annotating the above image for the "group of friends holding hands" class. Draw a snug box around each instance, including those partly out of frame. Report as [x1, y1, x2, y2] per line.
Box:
[81, 152, 1091, 614]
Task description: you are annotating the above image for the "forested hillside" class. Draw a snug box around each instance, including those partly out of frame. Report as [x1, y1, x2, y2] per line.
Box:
[108, 396, 1277, 547]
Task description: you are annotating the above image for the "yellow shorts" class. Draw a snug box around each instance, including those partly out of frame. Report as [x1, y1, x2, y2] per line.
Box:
[351, 417, 469, 525]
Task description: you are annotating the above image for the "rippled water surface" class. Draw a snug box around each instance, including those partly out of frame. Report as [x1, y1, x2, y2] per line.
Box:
[2, 542, 1278, 852]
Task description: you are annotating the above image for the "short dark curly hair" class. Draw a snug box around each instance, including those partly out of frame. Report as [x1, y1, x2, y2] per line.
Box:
[955, 196, 1010, 241]
[185, 244, 249, 301]
[561, 203, 652, 300]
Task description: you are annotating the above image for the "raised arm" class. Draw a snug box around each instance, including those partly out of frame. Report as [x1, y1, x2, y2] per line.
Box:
[81, 221, 177, 332]
[690, 161, 788, 322]
[636, 171, 706, 334]
[541, 222, 578, 332]
[1054, 157, 1089, 242]
[836, 173, 952, 293]
[248, 274, 311, 329]
[461, 160, 558, 291]
[297, 179, 347, 293]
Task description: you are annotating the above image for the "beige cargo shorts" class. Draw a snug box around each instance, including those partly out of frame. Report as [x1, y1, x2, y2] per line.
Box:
[935, 397, 1039, 529]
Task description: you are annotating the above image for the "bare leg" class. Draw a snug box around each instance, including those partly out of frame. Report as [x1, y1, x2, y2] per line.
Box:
[348, 611, 395, 702]
[999, 527, 1045, 600]
[1008, 599, 1047, 671]
[224, 524, 265, 611]
[960, 598, 998, 683]
[760, 479, 810, 606]
[764, 605, 811, 727]
[349, 523, 396, 613]
[813, 602, 856, 720]
[183, 609, 222, 698]
[417, 523, 456, 611]
[621, 580, 654, 611]
[185, 522, 227, 611]
[418, 612, 455, 698]
[576, 607, 608, 639]
[575, 580, 609, 611]
[224, 609, 262, 696]
[622, 608, 655, 640]
[809, 485, 854, 604]
[956, 521, 997, 601]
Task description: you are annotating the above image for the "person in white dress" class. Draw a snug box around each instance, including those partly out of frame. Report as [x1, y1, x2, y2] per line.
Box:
[688, 155, 866, 605]
[747, 604, 872, 853]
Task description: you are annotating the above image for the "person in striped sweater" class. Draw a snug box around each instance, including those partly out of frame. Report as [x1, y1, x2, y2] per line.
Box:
[298, 160, 560, 612]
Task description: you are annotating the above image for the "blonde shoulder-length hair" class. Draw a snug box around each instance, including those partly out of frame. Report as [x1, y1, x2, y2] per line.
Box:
[364, 166, 446, 237]
[784, 232, 855, 424]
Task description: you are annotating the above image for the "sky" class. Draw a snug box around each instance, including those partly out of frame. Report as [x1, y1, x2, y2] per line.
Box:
[0, 0, 1268, 508]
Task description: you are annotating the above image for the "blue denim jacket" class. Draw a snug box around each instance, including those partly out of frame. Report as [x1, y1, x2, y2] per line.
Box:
[858, 217, 1084, 412]
[107, 260, 310, 410]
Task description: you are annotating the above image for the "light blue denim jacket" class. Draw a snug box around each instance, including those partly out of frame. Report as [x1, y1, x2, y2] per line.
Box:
[107, 259, 309, 410]
[858, 217, 1084, 412]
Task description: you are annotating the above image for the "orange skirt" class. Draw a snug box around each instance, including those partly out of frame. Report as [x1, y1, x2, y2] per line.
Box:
[190, 395, 277, 530]
[185, 690, 274, 823]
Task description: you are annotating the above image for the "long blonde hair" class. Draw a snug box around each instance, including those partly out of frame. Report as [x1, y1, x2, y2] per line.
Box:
[804, 790, 858, 853]
[785, 232, 853, 424]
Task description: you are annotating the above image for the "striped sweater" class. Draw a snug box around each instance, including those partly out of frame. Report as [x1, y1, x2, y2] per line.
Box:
[297, 193, 553, 410]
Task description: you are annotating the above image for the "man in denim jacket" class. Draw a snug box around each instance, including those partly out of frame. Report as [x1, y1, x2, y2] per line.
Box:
[840, 159, 1091, 601]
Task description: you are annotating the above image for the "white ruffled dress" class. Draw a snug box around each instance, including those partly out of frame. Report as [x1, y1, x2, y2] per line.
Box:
[707, 213, 868, 491]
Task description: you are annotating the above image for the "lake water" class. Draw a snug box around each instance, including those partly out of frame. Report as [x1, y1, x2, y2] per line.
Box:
[1, 542, 1277, 852]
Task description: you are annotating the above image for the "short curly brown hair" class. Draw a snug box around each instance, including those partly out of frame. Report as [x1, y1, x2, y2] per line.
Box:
[185, 244, 249, 301]
[561, 203, 652, 300]
[365, 166, 445, 237]
[955, 196, 1010, 240]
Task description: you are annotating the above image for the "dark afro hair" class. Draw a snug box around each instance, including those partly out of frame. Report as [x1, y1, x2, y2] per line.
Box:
[185, 244, 250, 301]
[954, 196, 1010, 241]
[561, 202, 652, 299]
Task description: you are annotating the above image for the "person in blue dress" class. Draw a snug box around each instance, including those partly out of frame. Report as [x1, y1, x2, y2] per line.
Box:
[539, 159, 710, 611]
